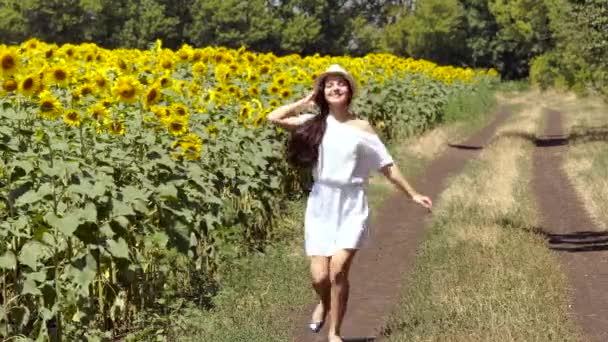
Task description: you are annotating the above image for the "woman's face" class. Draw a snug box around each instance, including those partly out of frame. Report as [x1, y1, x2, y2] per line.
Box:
[323, 75, 351, 107]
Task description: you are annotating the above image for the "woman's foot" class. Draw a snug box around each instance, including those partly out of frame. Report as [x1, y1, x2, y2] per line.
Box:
[309, 301, 326, 333]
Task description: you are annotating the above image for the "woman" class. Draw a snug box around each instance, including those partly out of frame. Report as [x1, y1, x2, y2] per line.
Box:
[267, 64, 432, 341]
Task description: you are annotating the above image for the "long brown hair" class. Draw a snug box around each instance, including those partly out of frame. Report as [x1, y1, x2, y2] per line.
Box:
[286, 76, 353, 168]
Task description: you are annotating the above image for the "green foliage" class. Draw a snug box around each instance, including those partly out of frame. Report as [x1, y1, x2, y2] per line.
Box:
[186, 0, 279, 51]
[106, 0, 181, 49]
[441, 80, 496, 123]
[407, 0, 468, 66]
[540, 0, 608, 98]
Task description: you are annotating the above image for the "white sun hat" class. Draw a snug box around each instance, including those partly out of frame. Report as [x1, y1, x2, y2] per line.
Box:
[313, 64, 358, 97]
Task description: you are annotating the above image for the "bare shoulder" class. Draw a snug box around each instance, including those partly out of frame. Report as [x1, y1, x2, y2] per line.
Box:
[347, 118, 377, 135]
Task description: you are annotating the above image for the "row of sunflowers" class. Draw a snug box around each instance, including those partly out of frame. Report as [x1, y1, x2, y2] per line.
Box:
[0, 38, 498, 339]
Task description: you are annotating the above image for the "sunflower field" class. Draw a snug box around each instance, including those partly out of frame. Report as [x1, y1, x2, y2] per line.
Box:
[0, 38, 498, 340]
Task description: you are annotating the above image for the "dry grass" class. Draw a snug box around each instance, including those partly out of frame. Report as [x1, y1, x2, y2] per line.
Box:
[384, 92, 579, 341]
[560, 96, 608, 230]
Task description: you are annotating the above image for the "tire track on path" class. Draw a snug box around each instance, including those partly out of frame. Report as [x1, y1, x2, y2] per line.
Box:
[292, 108, 512, 342]
[532, 109, 608, 342]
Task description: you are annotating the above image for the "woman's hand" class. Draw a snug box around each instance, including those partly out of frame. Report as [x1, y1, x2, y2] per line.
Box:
[412, 194, 433, 212]
[267, 91, 317, 129]
[295, 91, 316, 111]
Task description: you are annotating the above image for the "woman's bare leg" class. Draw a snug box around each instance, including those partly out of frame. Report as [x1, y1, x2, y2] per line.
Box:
[328, 249, 357, 341]
[309, 256, 331, 325]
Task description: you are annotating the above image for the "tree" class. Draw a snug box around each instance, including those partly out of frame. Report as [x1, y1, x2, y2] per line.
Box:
[406, 0, 467, 65]
[488, 0, 553, 78]
[186, 0, 280, 51]
[0, 0, 28, 44]
[106, 0, 180, 49]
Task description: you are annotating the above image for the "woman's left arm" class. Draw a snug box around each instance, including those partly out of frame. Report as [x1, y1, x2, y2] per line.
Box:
[381, 164, 433, 211]
[354, 118, 433, 211]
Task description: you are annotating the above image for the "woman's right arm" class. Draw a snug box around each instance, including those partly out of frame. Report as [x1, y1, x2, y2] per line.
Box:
[267, 93, 316, 130]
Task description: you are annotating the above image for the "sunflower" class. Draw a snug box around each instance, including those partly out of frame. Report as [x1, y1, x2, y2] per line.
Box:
[88, 102, 109, 122]
[93, 72, 109, 91]
[238, 103, 254, 121]
[242, 52, 256, 63]
[259, 64, 271, 74]
[144, 84, 162, 108]
[158, 75, 172, 88]
[206, 124, 218, 137]
[48, 65, 70, 87]
[268, 99, 279, 109]
[0, 48, 19, 75]
[22, 38, 41, 51]
[192, 62, 207, 75]
[112, 76, 141, 103]
[171, 103, 189, 118]
[38, 91, 63, 120]
[248, 85, 260, 97]
[19, 74, 39, 97]
[191, 50, 203, 62]
[159, 55, 175, 71]
[77, 83, 95, 98]
[1, 78, 18, 93]
[167, 116, 188, 136]
[60, 44, 77, 59]
[253, 114, 266, 127]
[279, 87, 292, 99]
[177, 47, 191, 62]
[273, 75, 289, 87]
[268, 83, 280, 96]
[227, 84, 242, 98]
[107, 120, 126, 135]
[45, 46, 57, 59]
[150, 106, 171, 124]
[247, 72, 260, 83]
[115, 58, 129, 72]
[63, 109, 81, 127]
[172, 133, 202, 160]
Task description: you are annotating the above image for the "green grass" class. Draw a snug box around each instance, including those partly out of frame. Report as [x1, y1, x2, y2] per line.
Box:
[496, 80, 531, 94]
[383, 100, 579, 341]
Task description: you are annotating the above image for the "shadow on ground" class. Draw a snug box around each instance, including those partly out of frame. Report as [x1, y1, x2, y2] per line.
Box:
[493, 125, 608, 147]
[539, 230, 608, 252]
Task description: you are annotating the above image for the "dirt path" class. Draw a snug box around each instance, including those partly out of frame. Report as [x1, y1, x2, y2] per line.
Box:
[532, 109, 608, 342]
[291, 109, 512, 342]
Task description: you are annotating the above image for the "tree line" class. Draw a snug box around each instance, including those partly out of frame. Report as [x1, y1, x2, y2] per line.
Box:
[0, 0, 606, 94]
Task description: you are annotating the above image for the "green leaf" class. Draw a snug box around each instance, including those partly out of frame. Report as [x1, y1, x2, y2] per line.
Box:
[121, 186, 147, 202]
[99, 223, 114, 238]
[113, 216, 130, 228]
[15, 188, 43, 206]
[144, 232, 169, 249]
[66, 253, 97, 295]
[82, 202, 97, 222]
[45, 212, 80, 236]
[107, 238, 129, 259]
[132, 199, 149, 214]
[19, 241, 47, 270]
[0, 251, 16, 270]
[11, 160, 34, 175]
[39, 161, 61, 177]
[113, 199, 135, 216]
[157, 184, 178, 199]
[22, 277, 42, 296]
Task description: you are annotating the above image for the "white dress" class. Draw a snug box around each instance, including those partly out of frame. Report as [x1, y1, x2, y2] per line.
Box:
[302, 114, 394, 256]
